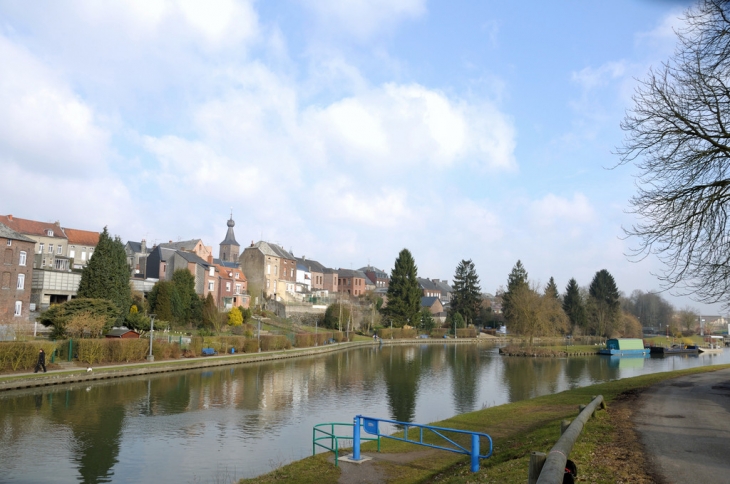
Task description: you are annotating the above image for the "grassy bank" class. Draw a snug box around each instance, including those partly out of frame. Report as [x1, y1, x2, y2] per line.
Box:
[240, 363, 730, 484]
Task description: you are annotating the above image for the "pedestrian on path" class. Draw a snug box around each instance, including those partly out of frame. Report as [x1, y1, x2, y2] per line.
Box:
[34, 349, 46, 373]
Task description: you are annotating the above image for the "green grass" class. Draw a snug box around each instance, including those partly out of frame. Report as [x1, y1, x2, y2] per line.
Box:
[239, 363, 730, 484]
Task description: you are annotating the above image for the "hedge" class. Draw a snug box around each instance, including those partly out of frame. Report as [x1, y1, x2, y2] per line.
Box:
[0, 341, 57, 372]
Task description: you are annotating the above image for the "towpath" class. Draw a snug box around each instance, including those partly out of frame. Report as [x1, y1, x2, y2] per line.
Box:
[633, 367, 730, 483]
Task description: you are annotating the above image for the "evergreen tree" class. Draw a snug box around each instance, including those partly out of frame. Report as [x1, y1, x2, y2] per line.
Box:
[562, 278, 587, 330]
[382, 248, 421, 327]
[77, 227, 131, 324]
[588, 269, 621, 337]
[502, 260, 528, 322]
[202, 293, 219, 331]
[171, 269, 197, 323]
[450, 259, 482, 326]
[544, 277, 560, 301]
[419, 307, 436, 332]
[149, 281, 175, 322]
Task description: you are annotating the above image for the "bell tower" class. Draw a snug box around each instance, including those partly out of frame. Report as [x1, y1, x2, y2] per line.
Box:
[219, 211, 240, 262]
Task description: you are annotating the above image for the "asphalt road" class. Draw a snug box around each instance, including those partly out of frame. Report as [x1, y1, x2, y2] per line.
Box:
[634, 367, 730, 483]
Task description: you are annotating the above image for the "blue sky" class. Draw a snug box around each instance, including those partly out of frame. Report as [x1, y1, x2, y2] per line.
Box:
[3, 0, 721, 314]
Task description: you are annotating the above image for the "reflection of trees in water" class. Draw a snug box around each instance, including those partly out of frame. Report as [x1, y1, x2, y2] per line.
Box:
[585, 356, 619, 383]
[501, 357, 564, 402]
[563, 357, 589, 388]
[449, 345, 482, 414]
[382, 346, 422, 423]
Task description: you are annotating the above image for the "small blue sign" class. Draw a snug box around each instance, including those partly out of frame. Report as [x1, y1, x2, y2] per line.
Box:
[363, 418, 379, 435]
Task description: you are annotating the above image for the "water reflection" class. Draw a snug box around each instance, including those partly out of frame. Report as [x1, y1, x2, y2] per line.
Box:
[1, 344, 729, 483]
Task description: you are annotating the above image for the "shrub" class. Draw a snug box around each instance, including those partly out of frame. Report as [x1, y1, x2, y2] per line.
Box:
[243, 338, 260, 353]
[295, 333, 314, 347]
[260, 335, 291, 351]
[431, 329, 447, 338]
[456, 328, 477, 338]
[76, 339, 108, 365]
[0, 342, 57, 372]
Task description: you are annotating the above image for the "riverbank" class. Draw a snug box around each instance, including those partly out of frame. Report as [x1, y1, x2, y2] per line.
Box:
[0, 337, 498, 392]
[239, 363, 730, 484]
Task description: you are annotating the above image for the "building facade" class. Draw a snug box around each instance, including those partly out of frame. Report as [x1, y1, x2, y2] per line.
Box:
[0, 223, 35, 321]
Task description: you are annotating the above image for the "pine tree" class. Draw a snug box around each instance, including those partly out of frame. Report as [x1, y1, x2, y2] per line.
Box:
[502, 260, 528, 322]
[450, 259, 482, 326]
[171, 269, 197, 323]
[382, 248, 421, 327]
[149, 281, 175, 322]
[77, 227, 131, 324]
[562, 278, 587, 331]
[544, 277, 560, 301]
[588, 269, 621, 337]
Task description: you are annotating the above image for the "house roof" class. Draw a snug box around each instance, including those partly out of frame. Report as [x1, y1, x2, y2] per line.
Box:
[359, 266, 389, 278]
[126, 241, 152, 254]
[421, 296, 440, 308]
[175, 250, 211, 267]
[151, 246, 177, 262]
[63, 227, 100, 246]
[0, 222, 35, 243]
[337, 268, 367, 279]
[297, 262, 310, 272]
[213, 259, 240, 268]
[247, 241, 295, 260]
[418, 278, 441, 291]
[159, 239, 204, 251]
[296, 257, 326, 273]
[105, 328, 140, 337]
[0, 214, 66, 239]
[431, 279, 453, 293]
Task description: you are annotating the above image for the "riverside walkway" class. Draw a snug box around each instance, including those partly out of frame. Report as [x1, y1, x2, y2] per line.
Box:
[634, 367, 730, 483]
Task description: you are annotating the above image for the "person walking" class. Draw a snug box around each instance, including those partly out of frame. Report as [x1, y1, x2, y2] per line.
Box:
[34, 348, 46, 373]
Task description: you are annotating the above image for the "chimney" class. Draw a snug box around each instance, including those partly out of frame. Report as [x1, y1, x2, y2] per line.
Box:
[141, 239, 147, 253]
[169, 240, 173, 244]
[302, 255, 306, 261]
[7, 214, 12, 221]
[208, 255, 213, 263]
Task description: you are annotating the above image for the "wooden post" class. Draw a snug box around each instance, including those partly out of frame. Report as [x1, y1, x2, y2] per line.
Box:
[527, 451, 546, 484]
[561, 420, 572, 435]
[578, 404, 586, 414]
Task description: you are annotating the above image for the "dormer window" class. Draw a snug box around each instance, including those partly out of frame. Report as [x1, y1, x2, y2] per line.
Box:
[46, 229, 53, 236]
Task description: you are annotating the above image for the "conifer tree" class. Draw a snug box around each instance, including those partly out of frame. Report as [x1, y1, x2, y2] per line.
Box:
[171, 269, 197, 323]
[149, 281, 175, 322]
[77, 226, 131, 324]
[382, 248, 421, 327]
[502, 260, 528, 322]
[450, 259, 482, 326]
[562, 278, 587, 330]
[588, 269, 621, 337]
[544, 277, 560, 301]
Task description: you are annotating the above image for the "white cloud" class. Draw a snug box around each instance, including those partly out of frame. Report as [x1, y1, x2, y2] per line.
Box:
[0, 35, 110, 176]
[571, 61, 627, 91]
[300, 0, 426, 39]
[529, 193, 596, 231]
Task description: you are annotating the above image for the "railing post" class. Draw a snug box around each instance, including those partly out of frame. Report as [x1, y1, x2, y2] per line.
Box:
[528, 451, 546, 484]
[353, 415, 361, 461]
[561, 420, 572, 435]
[470, 433, 480, 472]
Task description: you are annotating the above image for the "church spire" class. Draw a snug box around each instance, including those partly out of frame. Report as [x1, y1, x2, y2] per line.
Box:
[219, 212, 240, 262]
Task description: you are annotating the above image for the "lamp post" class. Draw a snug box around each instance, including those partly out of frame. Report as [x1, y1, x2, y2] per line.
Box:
[315, 316, 318, 346]
[147, 314, 156, 362]
[255, 315, 261, 352]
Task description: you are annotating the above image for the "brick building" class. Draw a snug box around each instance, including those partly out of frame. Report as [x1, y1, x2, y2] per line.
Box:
[0, 223, 35, 322]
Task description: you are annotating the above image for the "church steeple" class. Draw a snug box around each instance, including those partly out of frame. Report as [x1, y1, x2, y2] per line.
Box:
[219, 211, 240, 262]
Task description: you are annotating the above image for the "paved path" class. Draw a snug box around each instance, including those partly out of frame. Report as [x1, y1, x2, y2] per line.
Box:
[633, 368, 730, 483]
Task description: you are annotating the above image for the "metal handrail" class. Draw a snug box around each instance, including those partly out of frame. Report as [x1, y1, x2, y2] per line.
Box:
[313, 422, 380, 467]
[352, 415, 493, 472]
[535, 395, 605, 484]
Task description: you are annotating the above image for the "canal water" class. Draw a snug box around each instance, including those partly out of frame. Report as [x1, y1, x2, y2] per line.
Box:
[2, 343, 729, 483]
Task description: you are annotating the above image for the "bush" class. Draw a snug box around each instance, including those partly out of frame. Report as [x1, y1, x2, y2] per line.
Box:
[76, 339, 108, 365]
[260, 335, 291, 351]
[456, 328, 477, 338]
[243, 338, 260, 353]
[0, 342, 57, 372]
[431, 329, 447, 338]
[295, 333, 315, 347]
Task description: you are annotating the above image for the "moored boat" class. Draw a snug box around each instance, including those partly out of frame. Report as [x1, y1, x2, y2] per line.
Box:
[649, 343, 699, 355]
[598, 338, 649, 356]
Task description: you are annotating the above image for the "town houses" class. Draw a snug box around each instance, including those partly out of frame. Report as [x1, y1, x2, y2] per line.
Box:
[0, 212, 462, 332]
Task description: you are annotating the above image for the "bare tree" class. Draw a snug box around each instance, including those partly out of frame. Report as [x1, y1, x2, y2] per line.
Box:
[505, 282, 567, 346]
[618, 0, 730, 305]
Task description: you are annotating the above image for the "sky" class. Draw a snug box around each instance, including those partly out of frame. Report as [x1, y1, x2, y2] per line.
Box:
[2, 0, 723, 314]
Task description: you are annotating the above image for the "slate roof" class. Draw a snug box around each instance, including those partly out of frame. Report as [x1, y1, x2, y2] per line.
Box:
[248, 241, 295, 260]
[220, 216, 240, 247]
[0, 214, 66, 239]
[213, 259, 240, 268]
[105, 328, 140, 337]
[432, 279, 453, 293]
[337, 268, 367, 278]
[126, 241, 152, 254]
[421, 296, 440, 307]
[63, 227, 100, 246]
[297, 262, 310, 272]
[0, 222, 35, 243]
[296, 257, 326, 273]
[150, 246, 176, 262]
[418, 278, 441, 291]
[159, 239, 204, 251]
[176, 250, 211, 266]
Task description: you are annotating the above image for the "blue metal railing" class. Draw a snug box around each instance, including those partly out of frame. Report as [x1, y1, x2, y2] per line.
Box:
[312, 422, 380, 467]
[352, 415, 493, 473]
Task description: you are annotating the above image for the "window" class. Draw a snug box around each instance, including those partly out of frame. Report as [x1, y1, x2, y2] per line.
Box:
[234, 273, 239, 279]
[267, 264, 271, 275]
[57, 245, 62, 254]
[14, 301, 22, 316]
[38, 243, 44, 253]
[209, 267, 214, 277]
[55, 259, 68, 270]
[69, 247, 75, 258]
[41, 258, 46, 267]
[208, 281, 214, 291]
[46, 229, 53, 236]
[16, 273, 24, 290]
[81, 251, 86, 261]
[226, 282, 231, 291]
[290, 269, 294, 278]
[266, 279, 270, 289]
[235, 284, 242, 294]
[6, 239, 10, 246]
[48, 244, 53, 253]
[19, 251, 26, 266]
[274, 266, 278, 276]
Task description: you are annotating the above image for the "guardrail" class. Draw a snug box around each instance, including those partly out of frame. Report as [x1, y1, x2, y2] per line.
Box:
[529, 395, 606, 484]
[351, 415, 493, 472]
[312, 422, 380, 467]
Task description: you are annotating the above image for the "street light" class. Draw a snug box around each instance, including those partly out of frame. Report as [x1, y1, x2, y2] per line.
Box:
[254, 315, 261, 352]
[147, 314, 156, 362]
